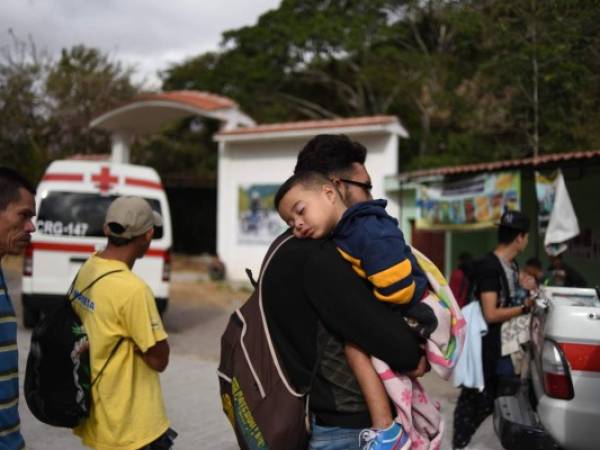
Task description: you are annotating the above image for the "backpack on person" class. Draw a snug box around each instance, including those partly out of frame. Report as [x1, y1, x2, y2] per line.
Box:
[217, 234, 318, 450]
[24, 269, 123, 428]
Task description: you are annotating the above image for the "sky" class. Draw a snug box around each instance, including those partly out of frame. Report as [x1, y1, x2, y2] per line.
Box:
[0, 0, 281, 89]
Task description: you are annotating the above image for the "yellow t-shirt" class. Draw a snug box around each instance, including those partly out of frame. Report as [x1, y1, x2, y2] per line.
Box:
[72, 254, 169, 450]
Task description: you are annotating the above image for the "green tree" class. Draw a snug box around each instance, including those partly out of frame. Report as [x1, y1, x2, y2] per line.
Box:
[0, 36, 140, 182]
[131, 116, 221, 186]
[461, 0, 600, 157]
[0, 32, 49, 180]
[159, 0, 600, 171]
[45, 45, 138, 158]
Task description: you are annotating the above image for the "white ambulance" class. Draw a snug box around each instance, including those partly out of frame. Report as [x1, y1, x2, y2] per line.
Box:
[21, 160, 172, 327]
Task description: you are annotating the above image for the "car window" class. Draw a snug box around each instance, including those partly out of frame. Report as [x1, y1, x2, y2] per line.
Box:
[36, 192, 164, 239]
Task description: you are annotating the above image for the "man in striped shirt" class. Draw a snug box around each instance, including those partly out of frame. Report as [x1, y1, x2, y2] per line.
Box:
[0, 167, 36, 449]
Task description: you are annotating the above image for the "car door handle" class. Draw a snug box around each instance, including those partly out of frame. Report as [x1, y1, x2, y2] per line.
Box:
[588, 312, 600, 320]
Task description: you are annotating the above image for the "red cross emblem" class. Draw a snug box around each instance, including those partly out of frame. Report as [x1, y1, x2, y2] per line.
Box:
[91, 167, 118, 193]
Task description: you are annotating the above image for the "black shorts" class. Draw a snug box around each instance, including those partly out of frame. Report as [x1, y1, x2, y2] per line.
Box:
[138, 428, 178, 450]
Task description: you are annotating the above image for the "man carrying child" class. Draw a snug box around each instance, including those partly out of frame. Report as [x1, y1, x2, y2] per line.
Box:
[274, 165, 465, 450]
[262, 135, 433, 450]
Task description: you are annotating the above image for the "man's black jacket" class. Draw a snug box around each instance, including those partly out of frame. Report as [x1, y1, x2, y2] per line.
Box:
[263, 236, 422, 428]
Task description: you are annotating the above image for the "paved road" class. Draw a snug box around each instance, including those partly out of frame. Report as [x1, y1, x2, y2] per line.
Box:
[5, 262, 503, 449]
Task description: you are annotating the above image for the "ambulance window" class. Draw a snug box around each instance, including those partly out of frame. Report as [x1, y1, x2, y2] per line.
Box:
[36, 192, 163, 239]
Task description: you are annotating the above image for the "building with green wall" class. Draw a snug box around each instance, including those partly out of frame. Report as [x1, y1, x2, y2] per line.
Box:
[385, 150, 600, 286]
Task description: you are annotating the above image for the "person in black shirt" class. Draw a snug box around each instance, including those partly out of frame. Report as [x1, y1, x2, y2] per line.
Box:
[263, 135, 427, 450]
[452, 210, 536, 450]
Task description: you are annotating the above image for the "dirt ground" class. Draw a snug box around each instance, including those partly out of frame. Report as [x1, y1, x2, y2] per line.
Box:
[163, 257, 249, 361]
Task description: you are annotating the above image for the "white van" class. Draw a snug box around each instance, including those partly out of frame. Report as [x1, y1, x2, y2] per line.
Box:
[21, 160, 172, 327]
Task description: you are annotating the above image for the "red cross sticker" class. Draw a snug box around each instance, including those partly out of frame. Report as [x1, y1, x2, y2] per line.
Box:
[91, 167, 118, 193]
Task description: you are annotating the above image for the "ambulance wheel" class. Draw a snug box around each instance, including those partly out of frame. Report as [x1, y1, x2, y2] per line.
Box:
[23, 306, 39, 328]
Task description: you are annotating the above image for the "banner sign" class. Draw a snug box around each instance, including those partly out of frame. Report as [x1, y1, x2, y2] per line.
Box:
[534, 172, 557, 235]
[416, 171, 520, 230]
[238, 184, 286, 245]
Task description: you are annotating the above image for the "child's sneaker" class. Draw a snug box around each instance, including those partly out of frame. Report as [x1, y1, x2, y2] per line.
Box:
[359, 422, 411, 450]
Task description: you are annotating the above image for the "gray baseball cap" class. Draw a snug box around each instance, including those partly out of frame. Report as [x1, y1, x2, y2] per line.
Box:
[105, 196, 162, 239]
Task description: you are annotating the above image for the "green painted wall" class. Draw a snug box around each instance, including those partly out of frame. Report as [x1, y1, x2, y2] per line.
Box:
[387, 164, 599, 285]
[448, 170, 539, 269]
[552, 165, 600, 286]
[396, 186, 417, 243]
[448, 166, 600, 286]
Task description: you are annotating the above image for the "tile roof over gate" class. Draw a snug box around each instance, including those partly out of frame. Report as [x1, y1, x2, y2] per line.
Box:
[138, 91, 237, 111]
[399, 150, 600, 180]
[214, 115, 408, 141]
[216, 115, 399, 135]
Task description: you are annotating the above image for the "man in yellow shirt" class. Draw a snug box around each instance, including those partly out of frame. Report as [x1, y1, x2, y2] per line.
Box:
[72, 196, 175, 450]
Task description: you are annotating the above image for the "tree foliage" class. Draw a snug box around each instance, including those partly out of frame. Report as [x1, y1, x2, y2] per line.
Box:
[0, 35, 138, 181]
[162, 0, 600, 170]
[2, 1, 599, 183]
[44, 45, 138, 158]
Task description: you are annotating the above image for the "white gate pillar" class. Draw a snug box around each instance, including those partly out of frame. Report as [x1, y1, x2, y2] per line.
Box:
[111, 131, 132, 164]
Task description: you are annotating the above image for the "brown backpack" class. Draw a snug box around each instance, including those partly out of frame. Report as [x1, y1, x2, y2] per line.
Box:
[218, 234, 315, 450]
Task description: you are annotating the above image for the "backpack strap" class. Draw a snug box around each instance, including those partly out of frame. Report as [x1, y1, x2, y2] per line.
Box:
[257, 230, 294, 281]
[257, 232, 325, 399]
[68, 269, 124, 302]
[91, 337, 124, 386]
[67, 268, 125, 387]
[245, 268, 258, 288]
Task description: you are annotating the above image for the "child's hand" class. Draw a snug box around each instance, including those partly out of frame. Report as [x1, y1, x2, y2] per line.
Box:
[406, 355, 430, 378]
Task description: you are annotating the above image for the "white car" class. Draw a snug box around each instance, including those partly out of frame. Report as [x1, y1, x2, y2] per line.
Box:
[495, 286, 600, 450]
[21, 160, 172, 327]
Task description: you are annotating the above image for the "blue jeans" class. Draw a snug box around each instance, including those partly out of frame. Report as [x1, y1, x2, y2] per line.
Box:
[309, 418, 364, 450]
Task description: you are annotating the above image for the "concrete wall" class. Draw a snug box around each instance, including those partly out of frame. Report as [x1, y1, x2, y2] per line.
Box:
[217, 133, 400, 281]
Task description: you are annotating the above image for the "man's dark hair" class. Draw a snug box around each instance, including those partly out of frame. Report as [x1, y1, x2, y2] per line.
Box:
[106, 223, 133, 247]
[0, 167, 35, 211]
[294, 134, 367, 176]
[274, 171, 333, 211]
[107, 235, 134, 247]
[498, 226, 526, 245]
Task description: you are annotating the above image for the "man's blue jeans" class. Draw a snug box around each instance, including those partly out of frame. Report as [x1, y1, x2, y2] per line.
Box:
[309, 419, 364, 450]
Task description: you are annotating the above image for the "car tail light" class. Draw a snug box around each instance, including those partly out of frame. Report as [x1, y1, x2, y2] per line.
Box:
[541, 339, 574, 400]
[23, 244, 33, 276]
[162, 250, 171, 282]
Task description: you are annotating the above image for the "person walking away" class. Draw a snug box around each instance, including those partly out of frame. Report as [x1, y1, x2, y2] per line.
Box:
[0, 167, 36, 449]
[72, 196, 176, 450]
[449, 252, 473, 308]
[452, 210, 536, 450]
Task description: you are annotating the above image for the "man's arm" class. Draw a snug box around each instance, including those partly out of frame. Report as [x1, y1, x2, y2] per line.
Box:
[304, 241, 422, 373]
[123, 285, 170, 372]
[140, 339, 170, 372]
[480, 291, 531, 323]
